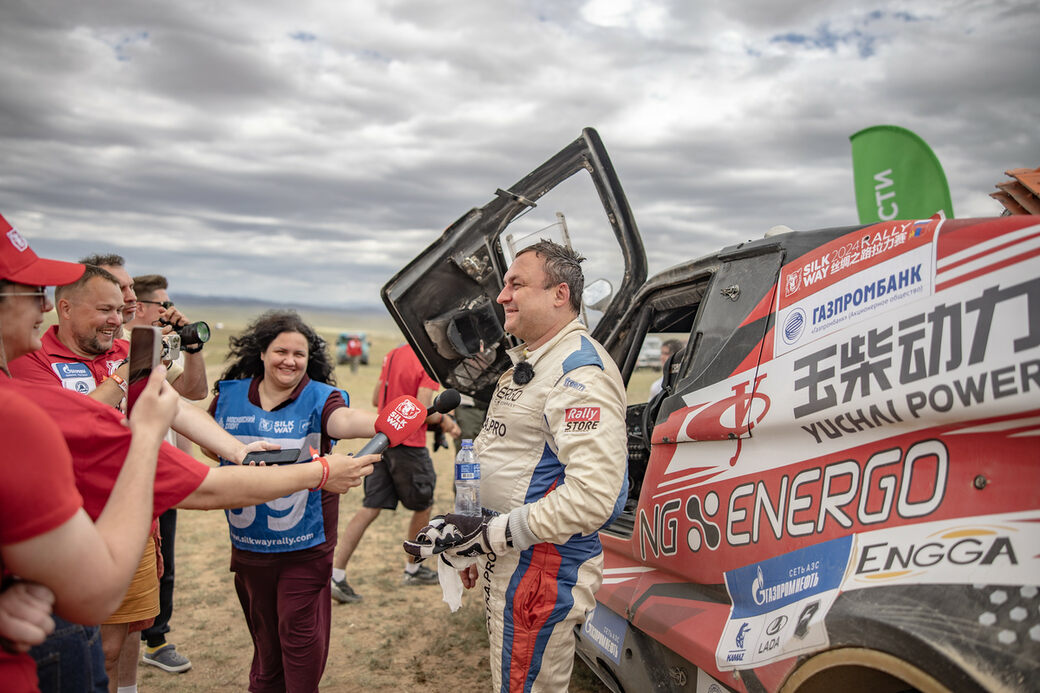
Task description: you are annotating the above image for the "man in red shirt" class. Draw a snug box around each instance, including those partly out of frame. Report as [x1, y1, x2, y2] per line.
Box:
[8, 264, 129, 402]
[330, 344, 460, 602]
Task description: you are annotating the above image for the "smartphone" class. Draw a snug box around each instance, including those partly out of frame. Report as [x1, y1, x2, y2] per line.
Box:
[242, 448, 302, 465]
[126, 326, 161, 412]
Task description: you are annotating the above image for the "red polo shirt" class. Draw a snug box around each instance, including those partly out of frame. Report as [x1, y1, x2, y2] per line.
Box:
[8, 325, 127, 395]
[2, 378, 209, 522]
[0, 383, 84, 693]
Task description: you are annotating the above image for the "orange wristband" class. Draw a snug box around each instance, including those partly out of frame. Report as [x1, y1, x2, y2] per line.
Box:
[108, 373, 128, 394]
[311, 456, 330, 491]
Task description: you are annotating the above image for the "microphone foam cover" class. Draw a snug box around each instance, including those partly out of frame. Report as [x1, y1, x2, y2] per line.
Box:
[431, 388, 461, 414]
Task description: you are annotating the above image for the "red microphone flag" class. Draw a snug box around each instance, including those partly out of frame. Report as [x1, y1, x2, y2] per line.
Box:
[375, 395, 427, 447]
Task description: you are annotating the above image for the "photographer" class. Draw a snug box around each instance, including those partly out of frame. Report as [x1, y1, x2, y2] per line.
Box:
[129, 274, 207, 401]
[126, 274, 204, 676]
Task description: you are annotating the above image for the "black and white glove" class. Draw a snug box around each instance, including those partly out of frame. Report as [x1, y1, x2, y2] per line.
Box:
[403, 511, 509, 562]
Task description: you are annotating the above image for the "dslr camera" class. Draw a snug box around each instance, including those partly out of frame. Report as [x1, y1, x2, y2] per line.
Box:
[158, 319, 211, 361]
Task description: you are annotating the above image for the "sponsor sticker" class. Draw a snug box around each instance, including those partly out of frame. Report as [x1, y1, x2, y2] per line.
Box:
[776, 242, 934, 357]
[582, 604, 627, 664]
[715, 536, 852, 670]
[51, 362, 96, 395]
[258, 418, 296, 434]
[844, 510, 1040, 590]
[563, 377, 587, 392]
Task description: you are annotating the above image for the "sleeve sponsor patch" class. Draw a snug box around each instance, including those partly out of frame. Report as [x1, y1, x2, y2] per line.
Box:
[564, 406, 600, 432]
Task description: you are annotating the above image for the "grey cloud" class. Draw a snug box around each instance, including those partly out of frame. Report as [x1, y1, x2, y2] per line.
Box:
[0, 0, 1037, 309]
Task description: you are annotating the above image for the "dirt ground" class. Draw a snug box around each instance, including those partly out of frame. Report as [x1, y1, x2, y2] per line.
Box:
[133, 312, 611, 692]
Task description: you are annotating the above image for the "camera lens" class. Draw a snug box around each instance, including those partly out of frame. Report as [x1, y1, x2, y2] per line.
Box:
[178, 321, 211, 346]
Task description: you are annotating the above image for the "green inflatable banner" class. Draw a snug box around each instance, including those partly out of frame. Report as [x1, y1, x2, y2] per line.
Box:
[850, 125, 954, 223]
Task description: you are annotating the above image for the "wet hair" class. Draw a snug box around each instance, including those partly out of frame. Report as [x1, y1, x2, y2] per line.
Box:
[54, 264, 119, 302]
[79, 253, 125, 269]
[214, 310, 335, 393]
[516, 239, 586, 314]
[132, 274, 168, 301]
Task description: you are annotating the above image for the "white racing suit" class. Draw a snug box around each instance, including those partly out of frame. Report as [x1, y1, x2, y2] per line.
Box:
[474, 319, 628, 692]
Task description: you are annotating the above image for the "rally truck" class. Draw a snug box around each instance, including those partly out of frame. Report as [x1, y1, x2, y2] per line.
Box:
[380, 128, 1039, 692]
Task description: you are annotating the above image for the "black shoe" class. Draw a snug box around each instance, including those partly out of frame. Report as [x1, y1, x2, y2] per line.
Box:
[331, 578, 362, 603]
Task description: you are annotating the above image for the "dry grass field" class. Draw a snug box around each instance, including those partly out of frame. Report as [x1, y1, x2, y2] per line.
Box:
[129, 304, 619, 692]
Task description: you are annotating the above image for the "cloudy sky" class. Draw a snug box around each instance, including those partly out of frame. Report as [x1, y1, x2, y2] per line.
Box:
[2, 0, 1037, 309]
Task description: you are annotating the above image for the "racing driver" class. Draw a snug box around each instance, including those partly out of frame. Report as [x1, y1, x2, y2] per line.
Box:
[406, 239, 628, 691]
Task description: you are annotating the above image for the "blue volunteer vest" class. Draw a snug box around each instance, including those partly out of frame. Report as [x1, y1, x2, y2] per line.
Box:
[214, 378, 347, 554]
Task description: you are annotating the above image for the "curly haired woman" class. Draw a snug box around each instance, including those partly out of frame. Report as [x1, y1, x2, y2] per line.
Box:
[205, 310, 376, 693]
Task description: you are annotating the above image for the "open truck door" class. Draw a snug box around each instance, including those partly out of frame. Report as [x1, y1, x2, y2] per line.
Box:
[380, 127, 647, 404]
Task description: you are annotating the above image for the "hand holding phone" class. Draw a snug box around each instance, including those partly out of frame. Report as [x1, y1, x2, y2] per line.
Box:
[126, 326, 161, 413]
[242, 448, 302, 466]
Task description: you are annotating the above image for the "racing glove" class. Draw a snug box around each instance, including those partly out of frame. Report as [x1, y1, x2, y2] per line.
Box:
[403, 511, 509, 561]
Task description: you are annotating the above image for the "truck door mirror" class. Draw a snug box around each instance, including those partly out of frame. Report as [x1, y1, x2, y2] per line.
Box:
[584, 278, 613, 311]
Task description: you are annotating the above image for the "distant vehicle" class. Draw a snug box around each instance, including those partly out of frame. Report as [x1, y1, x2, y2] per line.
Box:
[335, 332, 370, 370]
[380, 128, 1039, 693]
[636, 335, 662, 369]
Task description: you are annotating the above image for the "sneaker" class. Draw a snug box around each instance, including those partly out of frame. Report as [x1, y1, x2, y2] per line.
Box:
[142, 643, 192, 673]
[331, 577, 362, 603]
[402, 564, 439, 585]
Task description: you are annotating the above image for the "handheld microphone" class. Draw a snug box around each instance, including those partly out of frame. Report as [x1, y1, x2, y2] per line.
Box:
[356, 395, 429, 457]
[355, 389, 462, 457]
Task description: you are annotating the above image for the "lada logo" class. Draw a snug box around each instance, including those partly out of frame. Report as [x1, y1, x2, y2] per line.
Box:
[765, 614, 788, 636]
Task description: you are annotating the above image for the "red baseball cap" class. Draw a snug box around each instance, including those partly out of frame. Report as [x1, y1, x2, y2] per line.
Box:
[0, 213, 85, 286]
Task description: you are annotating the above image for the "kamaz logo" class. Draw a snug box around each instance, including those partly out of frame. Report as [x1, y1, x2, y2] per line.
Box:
[734, 622, 750, 649]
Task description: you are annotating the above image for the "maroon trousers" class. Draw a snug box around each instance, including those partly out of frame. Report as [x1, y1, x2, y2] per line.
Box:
[233, 552, 333, 693]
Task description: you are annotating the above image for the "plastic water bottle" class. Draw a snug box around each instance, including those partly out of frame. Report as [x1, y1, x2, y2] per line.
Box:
[454, 439, 481, 516]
